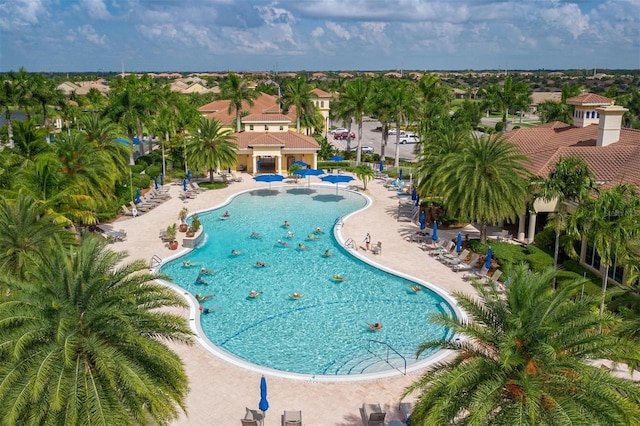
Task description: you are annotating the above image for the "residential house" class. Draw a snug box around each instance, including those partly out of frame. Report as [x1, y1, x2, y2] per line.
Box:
[503, 93, 640, 284]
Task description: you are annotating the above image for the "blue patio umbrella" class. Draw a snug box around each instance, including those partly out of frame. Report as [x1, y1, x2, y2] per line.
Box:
[160, 173, 164, 186]
[295, 168, 325, 187]
[182, 179, 187, 191]
[320, 174, 354, 194]
[153, 176, 158, 190]
[259, 376, 269, 418]
[485, 247, 493, 269]
[379, 160, 384, 172]
[329, 155, 344, 162]
[411, 186, 417, 200]
[187, 170, 192, 181]
[291, 160, 308, 168]
[419, 211, 426, 230]
[431, 221, 438, 242]
[399, 168, 403, 181]
[456, 232, 463, 253]
[135, 188, 141, 204]
[254, 174, 285, 189]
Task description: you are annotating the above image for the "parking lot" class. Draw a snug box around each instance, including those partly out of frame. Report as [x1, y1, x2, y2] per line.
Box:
[329, 118, 419, 162]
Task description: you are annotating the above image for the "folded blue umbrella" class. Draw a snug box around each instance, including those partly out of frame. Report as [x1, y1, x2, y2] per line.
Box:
[154, 177, 158, 190]
[182, 179, 187, 191]
[160, 173, 164, 186]
[135, 188, 141, 204]
[431, 221, 438, 241]
[420, 212, 426, 230]
[456, 232, 462, 253]
[485, 247, 493, 269]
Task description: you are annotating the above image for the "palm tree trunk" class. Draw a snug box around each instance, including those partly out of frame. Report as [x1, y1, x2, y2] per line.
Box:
[236, 111, 241, 133]
[552, 225, 560, 289]
[600, 264, 610, 317]
[480, 220, 488, 244]
[356, 120, 363, 164]
[209, 169, 215, 183]
[394, 124, 401, 168]
[136, 119, 144, 156]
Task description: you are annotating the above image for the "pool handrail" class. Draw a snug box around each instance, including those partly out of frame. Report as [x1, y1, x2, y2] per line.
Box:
[367, 339, 407, 375]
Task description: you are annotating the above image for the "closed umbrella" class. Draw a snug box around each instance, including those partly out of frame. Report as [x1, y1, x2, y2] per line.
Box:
[485, 247, 493, 269]
[415, 195, 420, 206]
[456, 232, 463, 253]
[154, 176, 158, 190]
[135, 188, 141, 204]
[411, 186, 417, 200]
[187, 170, 192, 181]
[399, 168, 403, 181]
[419, 211, 426, 230]
[379, 160, 384, 172]
[160, 173, 164, 186]
[182, 179, 188, 191]
[259, 376, 269, 420]
[431, 221, 438, 242]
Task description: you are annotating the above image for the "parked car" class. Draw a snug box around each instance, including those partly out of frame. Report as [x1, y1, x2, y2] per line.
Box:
[399, 134, 419, 144]
[330, 128, 347, 136]
[388, 129, 406, 136]
[334, 131, 356, 140]
[351, 145, 374, 153]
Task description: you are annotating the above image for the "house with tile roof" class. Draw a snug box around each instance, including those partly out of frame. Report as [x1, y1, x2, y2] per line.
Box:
[503, 93, 639, 284]
[198, 93, 319, 174]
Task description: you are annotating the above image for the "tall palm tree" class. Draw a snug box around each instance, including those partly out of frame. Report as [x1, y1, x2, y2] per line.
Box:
[0, 190, 75, 279]
[0, 236, 193, 425]
[80, 113, 130, 172]
[281, 77, 317, 134]
[335, 78, 371, 163]
[219, 72, 258, 132]
[481, 76, 532, 130]
[414, 128, 467, 196]
[535, 156, 597, 288]
[354, 164, 375, 190]
[11, 118, 51, 164]
[388, 80, 417, 168]
[570, 183, 640, 316]
[27, 73, 64, 130]
[187, 117, 237, 182]
[428, 133, 531, 243]
[0, 74, 17, 146]
[368, 78, 395, 159]
[404, 265, 640, 425]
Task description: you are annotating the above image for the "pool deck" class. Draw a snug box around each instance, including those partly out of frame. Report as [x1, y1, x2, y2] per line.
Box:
[109, 172, 482, 426]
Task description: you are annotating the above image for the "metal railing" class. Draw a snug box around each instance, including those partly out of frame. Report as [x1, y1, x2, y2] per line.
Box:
[368, 339, 407, 375]
[150, 255, 162, 269]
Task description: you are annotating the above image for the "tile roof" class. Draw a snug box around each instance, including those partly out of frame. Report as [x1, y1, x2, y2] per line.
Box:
[198, 93, 296, 125]
[504, 123, 640, 189]
[234, 131, 320, 150]
[242, 114, 291, 123]
[566, 93, 613, 106]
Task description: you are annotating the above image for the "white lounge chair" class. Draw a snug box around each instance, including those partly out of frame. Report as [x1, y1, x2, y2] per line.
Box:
[121, 205, 138, 217]
[242, 408, 263, 426]
[399, 402, 414, 423]
[463, 264, 489, 280]
[452, 254, 481, 272]
[282, 410, 302, 426]
[442, 248, 468, 265]
[362, 403, 386, 426]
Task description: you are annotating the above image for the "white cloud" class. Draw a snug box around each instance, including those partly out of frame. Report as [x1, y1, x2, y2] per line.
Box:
[0, 0, 49, 31]
[77, 24, 107, 45]
[311, 26, 324, 38]
[540, 3, 590, 39]
[83, 0, 111, 19]
[326, 22, 351, 40]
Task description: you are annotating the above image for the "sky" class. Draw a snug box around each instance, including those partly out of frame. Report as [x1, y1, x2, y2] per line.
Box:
[1, 0, 639, 73]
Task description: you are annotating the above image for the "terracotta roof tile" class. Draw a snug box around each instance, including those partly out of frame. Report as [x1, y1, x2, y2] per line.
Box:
[235, 131, 320, 150]
[566, 93, 613, 105]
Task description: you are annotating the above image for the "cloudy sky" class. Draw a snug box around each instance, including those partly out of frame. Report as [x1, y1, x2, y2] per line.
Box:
[1, 0, 638, 73]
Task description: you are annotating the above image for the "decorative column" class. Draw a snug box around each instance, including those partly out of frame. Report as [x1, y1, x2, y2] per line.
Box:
[518, 211, 526, 241]
[252, 156, 257, 175]
[527, 210, 537, 244]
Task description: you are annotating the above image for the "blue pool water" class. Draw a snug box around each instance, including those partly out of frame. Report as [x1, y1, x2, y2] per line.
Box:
[161, 186, 455, 376]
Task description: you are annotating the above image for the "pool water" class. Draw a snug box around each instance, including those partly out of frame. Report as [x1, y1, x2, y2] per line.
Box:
[161, 186, 455, 376]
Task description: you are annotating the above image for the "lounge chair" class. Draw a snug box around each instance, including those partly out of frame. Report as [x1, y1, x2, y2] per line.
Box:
[121, 205, 138, 217]
[362, 403, 386, 426]
[149, 188, 171, 199]
[463, 264, 489, 280]
[231, 172, 244, 182]
[442, 248, 469, 265]
[399, 402, 414, 423]
[487, 270, 504, 291]
[131, 201, 152, 212]
[452, 254, 480, 272]
[282, 410, 302, 426]
[189, 182, 206, 192]
[242, 408, 263, 426]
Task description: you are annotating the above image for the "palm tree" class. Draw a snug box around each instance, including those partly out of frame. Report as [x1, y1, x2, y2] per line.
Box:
[404, 264, 640, 425]
[27, 73, 64, 130]
[414, 128, 467, 196]
[80, 113, 130, 172]
[388, 80, 417, 168]
[0, 236, 193, 425]
[335, 79, 371, 164]
[0, 74, 17, 145]
[368, 78, 395, 159]
[428, 133, 531, 243]
[535, 156, 597, 288]
[481, 76, 532, 130]
[570, 183, 640, 317]
[0, 190, 75, 279]
[281, 77, 317, 134]
[187, 117, 237, 182]
[354, 164, 375, 190]
[11, 118, 51, 164]
[219, 73, 258, 132]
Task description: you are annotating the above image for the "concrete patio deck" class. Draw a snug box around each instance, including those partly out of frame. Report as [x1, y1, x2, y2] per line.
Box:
[108, 172, 480, 426]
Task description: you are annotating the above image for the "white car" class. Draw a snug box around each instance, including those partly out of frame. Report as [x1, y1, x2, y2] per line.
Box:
[330, 128, 348, 136]
[399, 135, 419, 144]
[388, 129, 406, 136]
[351, 145, 374, 153]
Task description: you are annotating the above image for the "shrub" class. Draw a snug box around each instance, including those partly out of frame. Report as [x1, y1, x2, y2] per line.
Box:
[533, 227, 555, 251]
[132, 174, 151, 189]
[524, 245, 553, 272]
[145, 165, 161, 180]
[131, 164, 145, 174]
[494, 121, 504, 132]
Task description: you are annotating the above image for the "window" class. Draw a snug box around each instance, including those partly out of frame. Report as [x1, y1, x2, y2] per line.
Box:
[585, 245, 601, 270]
[279, 125, 283, 131]
[607, 257, 624, 284]
[250, 125, 254, 131]
[264, 125, 269, 131]
[321, 101, 324, 108]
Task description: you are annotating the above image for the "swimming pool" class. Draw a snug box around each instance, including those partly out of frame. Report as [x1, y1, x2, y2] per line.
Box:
[161, 186, 456, 376]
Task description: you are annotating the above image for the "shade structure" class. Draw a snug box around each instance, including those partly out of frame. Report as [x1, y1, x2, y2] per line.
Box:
[291, 160, 308, 168]
[135, 189, 141, 204]
[320, 174, 354, 194]
[259, 376, 269, 415]
[431, 221, 438, 242]
[187, 170, 192, 181]
[329, 155, 345, 162]
[153, 176, 158, 190]
[182, 179, 188, 191]
[411, 186, 417, 200]
[456, 232, 463, 253]
[419, 211, 426, 230]
[254, 174, 285, 189]
[294, 168, 325, 188]
[379, 160, 384, 172]
[485, 247, 493, 269]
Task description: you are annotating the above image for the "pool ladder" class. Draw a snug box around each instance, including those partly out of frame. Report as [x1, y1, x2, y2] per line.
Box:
[344, 238, 356, 250]
[368, 340, 407, 375]
[150, 255, 162, 269]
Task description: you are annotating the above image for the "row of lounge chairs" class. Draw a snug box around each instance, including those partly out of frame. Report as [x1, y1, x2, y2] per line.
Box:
[241, 408, 301, 426]
[424, 240, 482, 272]
[121, 187, 171, 217]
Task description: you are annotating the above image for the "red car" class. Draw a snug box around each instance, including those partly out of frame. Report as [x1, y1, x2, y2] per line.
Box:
[334, 131, 356, 140]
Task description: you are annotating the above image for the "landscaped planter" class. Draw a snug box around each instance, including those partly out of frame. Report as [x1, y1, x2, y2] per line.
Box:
[182, 228, 204, 248]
